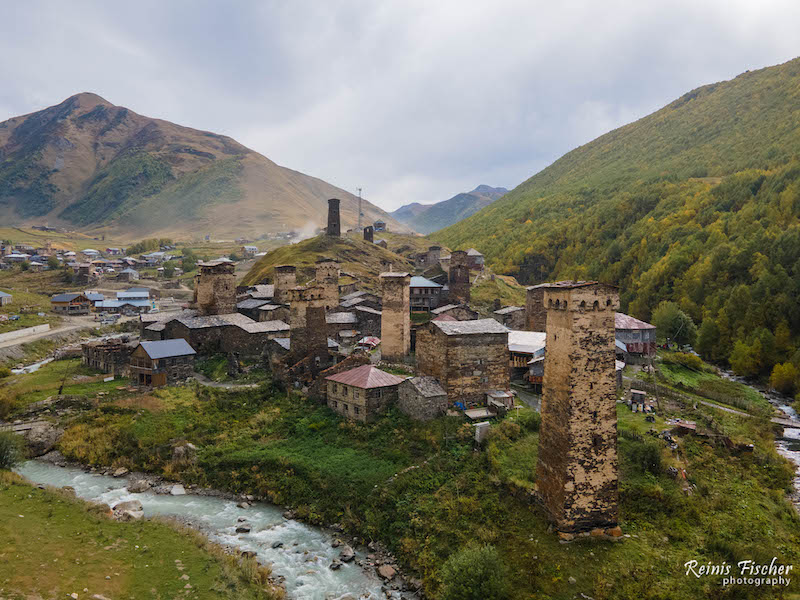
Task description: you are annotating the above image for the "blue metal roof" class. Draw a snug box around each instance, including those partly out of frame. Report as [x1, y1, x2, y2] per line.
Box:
[139, 339, 196, 359]
[0, 291, 11, 298]
[409, 276, 442, 288]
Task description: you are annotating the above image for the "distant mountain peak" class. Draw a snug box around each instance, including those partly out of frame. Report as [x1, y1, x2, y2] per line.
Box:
[390, 185, 507, 234]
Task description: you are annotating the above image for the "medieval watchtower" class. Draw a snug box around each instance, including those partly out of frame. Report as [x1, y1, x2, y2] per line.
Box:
[327, 198, 341, 237]
[274, 265, 297, 304]
[525, 283, 549, 331]
[288, 286, 327, 363]
[192, 260, 236, 316]
[448, 250, 471, 304]
[536, 281, 620, 533]
[380, 272, 410, 361]
[363, 225, 374, 243]
[315, 258, 340, 311]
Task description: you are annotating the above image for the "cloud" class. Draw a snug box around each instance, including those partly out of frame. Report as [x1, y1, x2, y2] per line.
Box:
[1, 0, 798, 210]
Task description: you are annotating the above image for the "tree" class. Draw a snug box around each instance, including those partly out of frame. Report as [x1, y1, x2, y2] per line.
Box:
[47, 255, 60, 269]
[182, 248, 198, 273]
[770, 362, 799, 396]
[20, 261, 30, 271]
[228, 252, 240, 262]
[730, 339, 761, 378]
[652, 301, 697, 347]
[696, 318, 721, 361]
[0, 431, 23, 470]
[163, 260, 177, 278]
[440, 545, 510, 600]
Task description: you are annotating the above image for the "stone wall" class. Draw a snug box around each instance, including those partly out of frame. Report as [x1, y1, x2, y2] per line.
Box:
[315, 259, 341, 311]
[327, 381, 399, 422]
[327, 198, 341, 237]
[363, 226, 374, 242]
[448, 250, 471, 304]
[193, 262, 236, 315]
[274, 265, 296, 304]
[536, 282, 620, 533]
[380, 272, 410, 361]
[525, 285, 548, 331]
[398, 380, 447, 420]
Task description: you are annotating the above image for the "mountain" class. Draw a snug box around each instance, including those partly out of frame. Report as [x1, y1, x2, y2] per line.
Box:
[0, 93, 406, 239]
[435, 57, 800, 380]
[391, 185, 507, 234]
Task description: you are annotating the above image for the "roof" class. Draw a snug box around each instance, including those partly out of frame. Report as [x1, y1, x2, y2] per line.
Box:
[341, 290, 370, 301]
[494, 306, 524, 315]
[431, 303, 477, 316]
[274, 337, 338, 351]
[508, 330, 546, 354]
[326, 312, 358, 324]
[198, 259, 233, 267]
[120, 268, 139, 274]
[176, 312, 255, 330]
[615, 312, 656, 330]
[380, 271, 410, 278]
[145, 322, 166, 332]
[84, 292, 104, 302]
[257, 304, 282, 312]
[118, 290, 149, 299]
[525, 280, 619, 291]
[0, 291, 11, 298]
[96, 299, 151, 308]
[249, 284, 274, 299]
[237, 298, 269, 310]
[138, 339, 196, 359]
[238, 320, 290, 333]
[51, 293, 86, 303]
[341, 297, 371, 308]
[357, 336, 381, 346]
[326, 364, 406, 388]
[432, 313, 458, 322]
[402, 376, 446, 398]
[243, 245, 258, 251]
[353, 306, 381, 316]
[432, 318, 509, 336]
[409, 276, 442, 289]
[616, 339, 628, 352]
[466, 248, 483, 256]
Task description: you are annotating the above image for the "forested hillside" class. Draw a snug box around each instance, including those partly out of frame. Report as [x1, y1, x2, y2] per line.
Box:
[435, 58, 800, 388]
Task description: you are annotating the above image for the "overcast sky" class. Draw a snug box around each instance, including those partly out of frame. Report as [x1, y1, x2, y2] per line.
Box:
[1, 1, 798, 211]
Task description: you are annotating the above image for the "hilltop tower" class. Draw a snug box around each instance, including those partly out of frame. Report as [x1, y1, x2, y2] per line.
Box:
[315, 258, 340, 311]
[448, 250, 471, 304]
[380, 272, 410, 361]
[273, 265, 297, 305]
[192, 260, 236, 315]
[327, 198, 341, 237]
[363, 225, 374, 243]
[536, 281, 620, 533]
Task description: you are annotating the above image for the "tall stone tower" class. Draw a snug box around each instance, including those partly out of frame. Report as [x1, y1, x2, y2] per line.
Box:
[274, 265, 297, 304]
[448, 250, 471, 304]
[525, 284, 549, 331]
[536, 281, 620, 533]
[288, 286, 327, 363]
[315, 258, 340, 311]
[380, 272, 410, 361]
[363, 225, 374, 243]
[192, 260, 236, 315]
[327, 198, 341, 237]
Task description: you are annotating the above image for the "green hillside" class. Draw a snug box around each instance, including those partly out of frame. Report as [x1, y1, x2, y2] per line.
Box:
[435, 58, 800, 386]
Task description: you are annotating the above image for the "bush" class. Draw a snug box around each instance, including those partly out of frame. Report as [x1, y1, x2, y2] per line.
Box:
[440, 544, 510, 600]
[0, 367, 11, 378]
[663, 352, 704, 371]
[516, 409, 541, 432]
[627, 440, 664, 476]
[0, 431, 23, 470]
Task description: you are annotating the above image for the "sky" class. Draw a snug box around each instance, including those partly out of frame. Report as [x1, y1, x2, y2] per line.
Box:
[1, 1, 799, 211]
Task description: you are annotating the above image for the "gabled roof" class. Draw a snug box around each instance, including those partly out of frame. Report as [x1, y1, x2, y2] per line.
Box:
[508, 330, 546, 355]
[466, 248, 483, 256]
[432, 313, 458, 322]
[84, 292, 105, 302]
[494, 306, 524, 315]
[326, 312, 358, 324]
[353, 306, 381, 316]
[615, 312, 655, 330]
[326, 364, 406, 389]
[238, 320, 290, 333]
[51, 293, 87, 303]
[409, 276, 442, 288]
[402, 376, 447, 398]
[138, 339, 196, 359]
[0, 291, 11, 298]
[432, 318, 509, 336]
[248, 284, 274, 299]
[237, 298, 269, 310]
[341, 290, 370, 301]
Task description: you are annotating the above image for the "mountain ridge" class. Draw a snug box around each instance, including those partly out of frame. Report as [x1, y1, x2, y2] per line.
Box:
[391, 184, 507, 234]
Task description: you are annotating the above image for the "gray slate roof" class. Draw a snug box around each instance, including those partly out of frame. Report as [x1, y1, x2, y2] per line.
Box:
[403, 376, 447, 397]
[432, 318, 509, 336]
[237, 298, 269, 309]
[326, 312, 358, 324]
[494, 306, 524, 315]
[139, 339, 196, 359]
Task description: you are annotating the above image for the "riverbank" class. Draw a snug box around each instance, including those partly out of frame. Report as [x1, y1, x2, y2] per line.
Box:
[0, 469, 282, 600]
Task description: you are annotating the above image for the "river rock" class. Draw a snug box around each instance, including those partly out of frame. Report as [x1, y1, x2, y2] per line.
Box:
[377, 564, 396, 580]
[329, 560, 342, 570]
[128, 479, 151, 493]
[339, 545, 355, 563]
[331, 539, 341, 548]
[170, 484, 186, 496]
[41, 450, 67, 466]
[236, 524, 251, 534]
[23, 423, 64, 457]
[271, 541, 284, 549]
[112, 499, 144, 520]
[172, 443, 197, 462]
[112, 467, 129, 478]
[237, 501, 249, 508]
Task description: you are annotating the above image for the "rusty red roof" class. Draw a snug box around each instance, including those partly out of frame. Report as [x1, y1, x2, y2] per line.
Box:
[326, 364, 406, 389]
[615, 312, 655, 330]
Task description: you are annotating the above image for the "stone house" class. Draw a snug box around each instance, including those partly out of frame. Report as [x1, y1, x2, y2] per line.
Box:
[118, 268, 139, 282]
[237, 298, 270, 320]
[465, 248, 484, 269]
[615, 312, 657, 362]
[51, 292, 91, 315]
[257, 303, 290, 323]
[493, 305, 525, 330]
[409, 276, 443, 312]
[325, 364, 406, 422]
[82, 339, 136, 377]
[398, 377, 448, 420]
[241, 245, 258, 258]
[416, 318, 510, 407]
[129, 339, 196, 387]
[326, 312, 359, 339]
[353, 306, 382, 337]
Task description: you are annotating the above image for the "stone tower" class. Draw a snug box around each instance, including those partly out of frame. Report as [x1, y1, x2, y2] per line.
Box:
[192, 260, 236, 315]
[363, 225, 374, 243]
[274, 265, 297, 305]
[536, 281, 620, 533]
[448, 250, 471, 304]
[427, 245, 441, 265]
[315, 258, 340, 311]
[525, 284, 549, 331]
[327, 198, 341, 237]
[380, 272, 410, 361]
[288, 286, 328, 363]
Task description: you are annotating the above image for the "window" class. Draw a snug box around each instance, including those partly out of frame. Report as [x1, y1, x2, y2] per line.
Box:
[354, 406, 360, 415]
[333, 400, 338, 408]
[344, 403, 349, 412]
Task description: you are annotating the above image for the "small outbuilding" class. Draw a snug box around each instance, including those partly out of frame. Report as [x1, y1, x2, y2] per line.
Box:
[398, 376, 448, 421]
[325, 364, 405, 422]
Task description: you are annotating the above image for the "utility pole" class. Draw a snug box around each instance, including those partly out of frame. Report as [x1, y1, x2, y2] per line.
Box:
[356, 187, 363, 231]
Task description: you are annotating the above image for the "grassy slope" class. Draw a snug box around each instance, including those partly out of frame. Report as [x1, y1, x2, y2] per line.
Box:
[0, 287, 61, 334]
[4, 365, 790, 599]
[0, 471, 279, 600]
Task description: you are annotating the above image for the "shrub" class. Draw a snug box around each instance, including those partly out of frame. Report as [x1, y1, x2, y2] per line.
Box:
[440, 544, 510, 600]
[627, 440, 663, 476]
[0, 431, 23, 470]
[516, 409, 541, 432]
[663, 352, 704, 371]
[0, 366, 11, 378]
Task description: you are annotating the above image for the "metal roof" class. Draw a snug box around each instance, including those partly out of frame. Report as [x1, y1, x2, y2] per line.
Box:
[432, 313, 458, 322]
[341, 290, 370, 301]
[508, 330, 546, 354]
[353, 306, 381, 315]
[409, 276, 442, 288]
[249, 284, 274, 299]
[96, 299, 151, 308]
[615, 312, 655, 330]
[326, 364, 406, 388]
[466, 248, 483, 256]
[139, 339, 196, 359]
[432, 318, 509, 336]
[0, 291, 11, 298]
[51, 293, 86, 303]
[237, 298, 269, 309]
[274, 337, 339, 351]
[257, 304, 281, 311]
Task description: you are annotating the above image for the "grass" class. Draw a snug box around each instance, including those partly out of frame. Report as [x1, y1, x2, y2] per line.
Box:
[470, 274, 527, 315]
[0, 287, 61, 334]
[0, 470, 282, 599]
[195, 354, 270, 384]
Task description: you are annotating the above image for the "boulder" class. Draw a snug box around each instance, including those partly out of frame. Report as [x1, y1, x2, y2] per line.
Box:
[606, 526, 623, 537]
[236, 524, 252, 534]
[23, 423, 63, 457]
[128, 479, 151, 493]
[271, 541, 284, 549]
[112, 467, 129, 478]
[112, 499, 144, 520]
[339, 545, 355, 563]
[377, 565, 396, 580]
[590, 528, 605, 538]
[331, 539, 341, 548]
[329, 560, 342, 570]
[170, 484, 186, 496]
[557, 531, 574, 541]
[172, 443, 198, 462]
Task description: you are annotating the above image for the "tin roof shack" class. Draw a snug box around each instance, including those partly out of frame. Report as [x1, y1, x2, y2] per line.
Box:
[431, 304, 479, 321]
[615, 312, 656, 362]
[409, 276, 443, 312]
[82, 339, 136, 377]
[326, 364, 405, 422]
[51, 293, 91, 315]
[398, 376, 448, 421]
[129, 339, 196, 387]
[416, 318, 510, 407]
[494, 305, 525, 330]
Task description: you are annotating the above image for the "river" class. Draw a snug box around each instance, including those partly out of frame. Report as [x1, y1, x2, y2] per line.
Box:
[15, 461, 404, 600]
